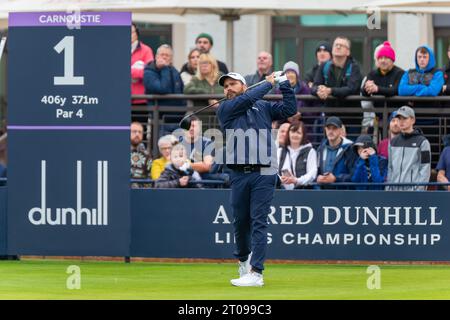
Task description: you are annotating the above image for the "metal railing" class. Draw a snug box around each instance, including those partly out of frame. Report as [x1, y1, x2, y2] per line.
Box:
[132, 94, 450, 165]
[2, 94, 449, 190]
[131, 179, 450, 190]
[132, 179, 450, 190]
[2, 178, 449, 190]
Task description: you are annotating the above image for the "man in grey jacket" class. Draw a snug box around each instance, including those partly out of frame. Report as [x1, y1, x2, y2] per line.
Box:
[244, 51, 274, 88]
[386, 106, 431, 191]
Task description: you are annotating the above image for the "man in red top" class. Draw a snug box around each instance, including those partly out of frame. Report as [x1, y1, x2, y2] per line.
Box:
[131, 23, 154, 105]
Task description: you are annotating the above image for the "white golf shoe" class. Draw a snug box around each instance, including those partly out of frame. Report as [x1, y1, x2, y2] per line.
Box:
[238, 252, 252, 277]
[230, 271, 264, 287]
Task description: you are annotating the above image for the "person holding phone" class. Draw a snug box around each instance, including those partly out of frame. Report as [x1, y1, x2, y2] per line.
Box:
[278, 122, 317, 189]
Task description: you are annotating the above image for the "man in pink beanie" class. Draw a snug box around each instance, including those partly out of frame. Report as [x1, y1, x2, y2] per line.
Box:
[376, 41, 396, 62]
[361, 41, 404, 108]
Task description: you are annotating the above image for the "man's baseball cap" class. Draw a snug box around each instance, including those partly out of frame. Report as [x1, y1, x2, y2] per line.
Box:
[218, 72, 247, 86]
[353, 134, 377, 151]
[325, 116, 343, 128]
[395, 106, 415, 118]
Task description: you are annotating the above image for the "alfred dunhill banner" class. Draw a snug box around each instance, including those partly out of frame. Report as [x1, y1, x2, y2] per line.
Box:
[131, 189, 450, 261]
[2, 187, 450, 260]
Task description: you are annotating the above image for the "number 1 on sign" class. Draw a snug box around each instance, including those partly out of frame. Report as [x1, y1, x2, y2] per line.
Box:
[54, 36, 84, 85]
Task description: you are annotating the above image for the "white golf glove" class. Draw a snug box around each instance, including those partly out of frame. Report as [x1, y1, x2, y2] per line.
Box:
[274, 71, 288, 84]
[273, 71, 284, 77]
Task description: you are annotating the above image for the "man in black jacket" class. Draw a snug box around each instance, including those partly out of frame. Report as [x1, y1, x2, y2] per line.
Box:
[311, 37, 363, 138]
[360, 41, 404, 132]
[311, 36, 363, 108]
[362, 41, 404, 103]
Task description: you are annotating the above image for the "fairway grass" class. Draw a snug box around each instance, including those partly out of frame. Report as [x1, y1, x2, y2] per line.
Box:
[1, 259, 450, 299]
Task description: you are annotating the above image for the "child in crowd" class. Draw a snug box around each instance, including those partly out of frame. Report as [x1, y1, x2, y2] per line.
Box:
[155, 143, 201, 188]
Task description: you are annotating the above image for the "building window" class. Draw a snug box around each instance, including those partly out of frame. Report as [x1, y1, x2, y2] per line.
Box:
[433, 15, 450, 68]
[300, 14, 368, 27]
[272, 15, 387, 78]
[436, 36, 450, 68]
[135, 23, 172, 52]
[273, 38, 297, 73]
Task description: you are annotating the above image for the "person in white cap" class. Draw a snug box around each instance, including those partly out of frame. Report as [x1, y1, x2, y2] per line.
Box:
[217, 71, 296, 287]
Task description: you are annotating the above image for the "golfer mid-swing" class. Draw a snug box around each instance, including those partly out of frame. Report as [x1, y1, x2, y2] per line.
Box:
[217, 72, 296, 286]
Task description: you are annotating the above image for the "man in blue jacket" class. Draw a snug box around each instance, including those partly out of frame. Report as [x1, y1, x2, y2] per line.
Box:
[144, 44, 185, 136]
[143, 44, 185, 106]
[316, 116, 358, 188]
[217, 71, 296, 287]
[398, 45, 444, 97]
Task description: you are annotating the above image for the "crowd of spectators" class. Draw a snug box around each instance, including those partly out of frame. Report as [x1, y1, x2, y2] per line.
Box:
[1, 25, 448, 192]
[127, 26, 450, 190]
[130, 107, 442, 190]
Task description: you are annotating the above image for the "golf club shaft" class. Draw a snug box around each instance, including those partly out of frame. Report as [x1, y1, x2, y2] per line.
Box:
[179, 78, 269, 124]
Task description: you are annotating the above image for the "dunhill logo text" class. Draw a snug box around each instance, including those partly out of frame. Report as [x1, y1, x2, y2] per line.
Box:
[28, 160, 108, 226]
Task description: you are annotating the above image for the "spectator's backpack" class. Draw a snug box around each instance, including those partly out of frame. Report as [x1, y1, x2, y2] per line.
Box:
[322, 60, 352, 86]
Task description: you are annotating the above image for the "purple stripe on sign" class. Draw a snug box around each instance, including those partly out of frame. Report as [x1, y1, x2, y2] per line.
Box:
[9, 12, 131, 27]
[8, 125, 129, 130]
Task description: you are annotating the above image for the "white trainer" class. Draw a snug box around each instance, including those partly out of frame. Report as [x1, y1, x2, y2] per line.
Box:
[230, 271, 264, 287]
[238, 252, 252, 277]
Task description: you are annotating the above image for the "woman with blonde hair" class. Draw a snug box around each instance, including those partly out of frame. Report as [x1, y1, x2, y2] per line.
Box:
[184, 53, 223, 107]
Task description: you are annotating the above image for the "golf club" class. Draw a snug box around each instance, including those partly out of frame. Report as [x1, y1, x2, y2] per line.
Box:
[178, 71, 285, 130]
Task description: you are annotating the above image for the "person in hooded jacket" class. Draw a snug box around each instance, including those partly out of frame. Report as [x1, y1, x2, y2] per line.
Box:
[351, 135, 387, 190]
[398, 45, 444, 97]
[398, 45, 443, 155]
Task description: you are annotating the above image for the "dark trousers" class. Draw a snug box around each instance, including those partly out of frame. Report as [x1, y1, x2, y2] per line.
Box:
[230, 171, 276, 273]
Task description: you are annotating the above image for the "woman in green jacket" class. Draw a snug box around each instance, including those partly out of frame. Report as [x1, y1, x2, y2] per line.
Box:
[184, 53, 223, 108]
